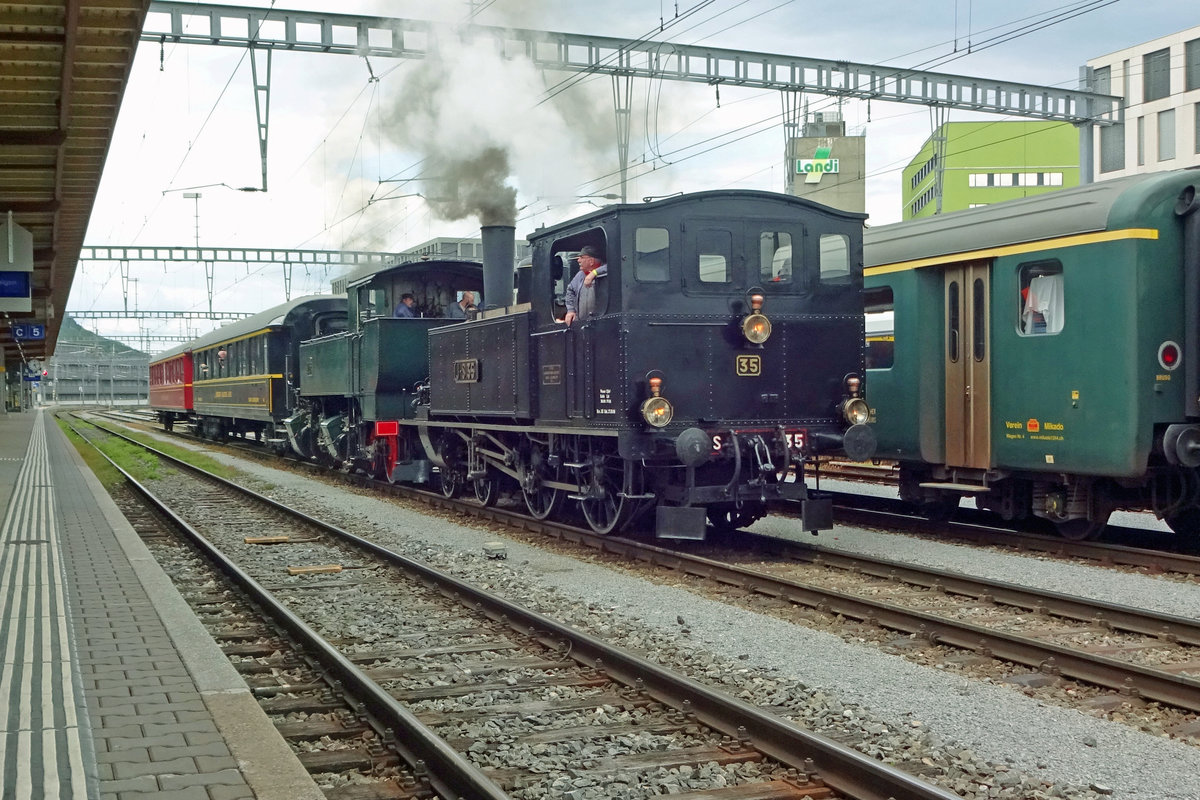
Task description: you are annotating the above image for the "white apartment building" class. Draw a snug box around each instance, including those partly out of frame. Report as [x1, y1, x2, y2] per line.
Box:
[1087, 25, 1200, 178]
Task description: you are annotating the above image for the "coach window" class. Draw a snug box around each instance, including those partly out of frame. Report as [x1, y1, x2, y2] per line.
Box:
[697, 229, 732, 283]
[634, 227, 670, 282]
[759, 231, 793, 285]
[864, 287, 894, 369]
[1018, 260, 1064, 335]
[820, 234, 851, 283]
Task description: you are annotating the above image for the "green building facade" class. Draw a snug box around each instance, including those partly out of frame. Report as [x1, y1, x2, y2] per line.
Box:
[901, 121, 1080, 220]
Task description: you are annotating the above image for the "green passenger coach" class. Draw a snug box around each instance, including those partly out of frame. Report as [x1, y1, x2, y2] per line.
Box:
[864, 168, 1200, 539]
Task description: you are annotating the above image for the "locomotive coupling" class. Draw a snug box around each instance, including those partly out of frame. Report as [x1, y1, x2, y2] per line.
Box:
[810, 424, 877, 462]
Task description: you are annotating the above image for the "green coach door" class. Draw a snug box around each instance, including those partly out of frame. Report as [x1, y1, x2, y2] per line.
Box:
[944, 263, 992, 470]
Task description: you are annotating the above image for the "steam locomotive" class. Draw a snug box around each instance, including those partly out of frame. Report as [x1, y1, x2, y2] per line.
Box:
[151, 191, 876, 539]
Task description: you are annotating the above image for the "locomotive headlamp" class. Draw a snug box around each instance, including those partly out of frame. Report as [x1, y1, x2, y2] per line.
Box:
[740, 289, 771, 345]
[841, 397, 870, 426]
[641, 373, 674, 427]
[742, 313, 772, 344]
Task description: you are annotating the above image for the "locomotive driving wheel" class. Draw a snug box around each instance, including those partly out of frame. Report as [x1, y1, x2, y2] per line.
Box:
[473, 473, 498, 507]
[522, 443, 563, 520]
[372, 437, 400, 483]
[578, 450, 634, 535]
[438, 467, 463, 498]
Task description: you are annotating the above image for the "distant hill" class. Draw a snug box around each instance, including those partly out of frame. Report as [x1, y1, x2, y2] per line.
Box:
[57, 316, 144, 356]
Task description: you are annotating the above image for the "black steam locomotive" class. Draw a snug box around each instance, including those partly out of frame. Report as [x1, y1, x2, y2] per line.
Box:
[156, 191, 876, 539]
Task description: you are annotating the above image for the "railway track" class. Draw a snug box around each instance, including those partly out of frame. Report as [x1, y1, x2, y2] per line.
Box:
[84, 412, 1200, 745]
[100, 408, 1200, 578]
[70, 414, 957, 800]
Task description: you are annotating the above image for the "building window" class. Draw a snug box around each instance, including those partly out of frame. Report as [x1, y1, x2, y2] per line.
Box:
[910, 185, 937, 216]
[1144, 47, 1171, 102]
[968, 203, 989, 209]
[1122, 58, 1130, 101]
[1137, 116, 1145, 165]
[968, 173, 989, 187]
[1187, 38, 1200, 92]
[910, 154, 938, 190]
[1159, 108, 1176, 161]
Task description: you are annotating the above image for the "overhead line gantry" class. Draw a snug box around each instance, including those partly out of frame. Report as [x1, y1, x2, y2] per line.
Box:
[143, 1, 1121, 199]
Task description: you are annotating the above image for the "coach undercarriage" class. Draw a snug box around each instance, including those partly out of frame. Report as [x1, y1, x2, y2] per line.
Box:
[900, 461, 1200, 540]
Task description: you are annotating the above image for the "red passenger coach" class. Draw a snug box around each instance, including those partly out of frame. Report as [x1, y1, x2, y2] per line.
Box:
[148, 348, 193, 430]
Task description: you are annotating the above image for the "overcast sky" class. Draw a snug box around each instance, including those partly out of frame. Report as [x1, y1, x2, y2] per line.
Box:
[72, 0, 1194, 348]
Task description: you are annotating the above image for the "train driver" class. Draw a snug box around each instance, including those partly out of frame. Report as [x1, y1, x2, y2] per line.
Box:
[563, 245, 607, 326]
[393, 293, 417, 318]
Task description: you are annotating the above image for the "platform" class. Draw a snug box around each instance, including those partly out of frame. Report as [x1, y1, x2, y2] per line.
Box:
[0, 407, 322, 800]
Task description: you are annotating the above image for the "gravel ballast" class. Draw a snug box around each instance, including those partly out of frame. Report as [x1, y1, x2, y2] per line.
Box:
[138, 435, 1200, 799]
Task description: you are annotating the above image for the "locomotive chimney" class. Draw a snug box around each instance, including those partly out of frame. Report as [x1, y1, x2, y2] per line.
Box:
[480, 224, 515, 311]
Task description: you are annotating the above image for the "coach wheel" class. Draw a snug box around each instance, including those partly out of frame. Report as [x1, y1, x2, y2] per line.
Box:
[439, 467, 463, 498]
[920, 496, 960, 522]
[473, 474, 498, 507]
[1055, 518, 1107, 541]
[1164, 505, 1200, 537]
[706, 506, 764, 533]
[579, 454, 634, 535]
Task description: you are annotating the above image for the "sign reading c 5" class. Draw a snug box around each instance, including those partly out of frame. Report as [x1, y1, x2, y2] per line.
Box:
[736, 355, 761, 376]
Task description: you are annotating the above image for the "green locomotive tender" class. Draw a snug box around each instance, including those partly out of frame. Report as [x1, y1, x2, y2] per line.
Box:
[864, 169, 1200, 539]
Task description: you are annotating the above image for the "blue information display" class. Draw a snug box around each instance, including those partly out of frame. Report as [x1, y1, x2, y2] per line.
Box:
[0, 271, 31, 298]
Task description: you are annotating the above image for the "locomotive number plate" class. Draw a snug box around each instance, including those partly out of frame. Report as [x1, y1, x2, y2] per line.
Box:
[735, 355, 761, 376]
[454, 358, 480, 383]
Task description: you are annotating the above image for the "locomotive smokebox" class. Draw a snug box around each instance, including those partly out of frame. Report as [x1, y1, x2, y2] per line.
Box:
[481, 224, 515, 311]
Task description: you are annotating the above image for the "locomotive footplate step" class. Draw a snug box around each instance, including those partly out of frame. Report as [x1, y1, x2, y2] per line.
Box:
[918, 481, 991, 492]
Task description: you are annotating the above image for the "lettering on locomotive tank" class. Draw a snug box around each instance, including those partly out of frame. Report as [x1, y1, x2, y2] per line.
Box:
[454, 359, 480, 383]
[736, 355, 761, 376]
[542, 364, 562, 385]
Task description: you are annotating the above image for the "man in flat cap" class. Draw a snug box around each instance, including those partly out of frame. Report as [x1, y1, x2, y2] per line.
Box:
[564, 245, 607, 326]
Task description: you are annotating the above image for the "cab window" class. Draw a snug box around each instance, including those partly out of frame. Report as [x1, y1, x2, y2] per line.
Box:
[820, 234, 851, 282]
[697, 229, 732, 283]
[634, 227, 669, 282]
[759, 232, 793, 285]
